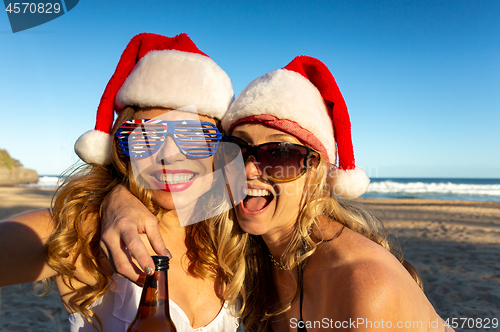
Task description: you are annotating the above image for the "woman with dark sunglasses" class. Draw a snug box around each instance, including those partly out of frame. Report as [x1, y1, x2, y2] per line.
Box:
[0, 33, 244, 332]
[101, 55, 454, 331]
[220, 56, 454, 332]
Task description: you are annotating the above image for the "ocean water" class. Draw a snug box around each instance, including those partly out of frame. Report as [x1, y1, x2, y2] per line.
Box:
[18, 175, 63, 189]
[20, 176, 500, 202]
[363, 178, 500, 202]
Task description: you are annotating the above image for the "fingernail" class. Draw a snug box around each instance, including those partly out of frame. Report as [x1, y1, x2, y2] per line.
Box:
[145, 265, 154, 276]
[163, 248, 172, 259]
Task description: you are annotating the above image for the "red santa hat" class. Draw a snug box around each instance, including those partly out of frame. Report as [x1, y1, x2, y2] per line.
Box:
[222, 56, 369, 198]
[75, 32, 234, 165]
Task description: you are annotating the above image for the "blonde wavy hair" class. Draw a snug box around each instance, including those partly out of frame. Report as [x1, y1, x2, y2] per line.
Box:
[241, 157, 423, 331]
[44, 107, 248, 330]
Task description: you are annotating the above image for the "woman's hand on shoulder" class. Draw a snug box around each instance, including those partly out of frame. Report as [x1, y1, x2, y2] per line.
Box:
[0, 209, 58, 286]
[100, 184, 171, 285]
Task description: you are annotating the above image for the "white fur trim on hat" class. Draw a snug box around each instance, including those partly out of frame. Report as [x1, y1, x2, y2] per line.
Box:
[330, 167, 370, 199]
[222, 69, 336, 162]
[116, 50, 234, 120]
[75, 129, 112, 165]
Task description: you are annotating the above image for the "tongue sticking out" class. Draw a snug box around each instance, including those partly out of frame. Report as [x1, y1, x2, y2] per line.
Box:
[243, 195, 272, 212]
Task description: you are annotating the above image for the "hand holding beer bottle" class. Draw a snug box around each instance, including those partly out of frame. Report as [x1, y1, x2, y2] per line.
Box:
[126, 256, 177, 331]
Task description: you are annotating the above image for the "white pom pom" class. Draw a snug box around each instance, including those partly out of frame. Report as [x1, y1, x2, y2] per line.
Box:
[74, 130, 112, 165]
[330, 167, 370, 199]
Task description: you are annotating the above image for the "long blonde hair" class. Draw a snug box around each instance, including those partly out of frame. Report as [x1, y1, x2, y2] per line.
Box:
[45, 107, 247, 330]
[241, 157, 422, 331]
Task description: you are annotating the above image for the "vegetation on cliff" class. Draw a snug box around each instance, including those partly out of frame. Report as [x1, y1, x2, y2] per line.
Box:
[0, 149, 22, 170]
[0, 149, 38, 185]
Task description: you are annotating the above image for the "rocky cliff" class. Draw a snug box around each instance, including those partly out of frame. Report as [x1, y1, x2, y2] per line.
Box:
[0, 149, 39, 186]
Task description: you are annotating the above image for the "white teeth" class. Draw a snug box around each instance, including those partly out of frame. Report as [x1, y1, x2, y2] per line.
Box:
[243, 187, 271, 197]
[154, 173, 195, 184]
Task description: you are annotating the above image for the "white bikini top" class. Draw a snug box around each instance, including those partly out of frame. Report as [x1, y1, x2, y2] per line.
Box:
[69, 274, 240, 332]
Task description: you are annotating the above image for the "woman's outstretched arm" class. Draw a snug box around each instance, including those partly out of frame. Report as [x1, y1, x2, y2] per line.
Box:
[0, 209, 57, 287]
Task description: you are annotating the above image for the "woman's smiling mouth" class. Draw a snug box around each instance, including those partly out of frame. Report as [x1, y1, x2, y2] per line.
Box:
[153, 172, 196, 184]
[150, 169, 198, 192]
[241, 186, 274, 212]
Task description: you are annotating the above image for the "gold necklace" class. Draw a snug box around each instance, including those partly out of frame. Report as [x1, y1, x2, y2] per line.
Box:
[268, 249, 289, 270]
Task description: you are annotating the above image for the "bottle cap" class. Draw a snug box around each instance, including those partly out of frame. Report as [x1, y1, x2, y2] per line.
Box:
[152, 256, 170, 271]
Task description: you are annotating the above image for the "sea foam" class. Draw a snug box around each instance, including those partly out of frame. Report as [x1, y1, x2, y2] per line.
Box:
[18, 175, 62, 189]
[366, 180, 500, 197]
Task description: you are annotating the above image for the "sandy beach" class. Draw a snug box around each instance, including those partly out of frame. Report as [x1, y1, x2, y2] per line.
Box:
[359, 198, 500, 323]
[0, 187, 499, 331]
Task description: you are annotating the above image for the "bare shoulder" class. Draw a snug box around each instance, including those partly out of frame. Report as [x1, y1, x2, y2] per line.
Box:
[308, 227, 442, 331]
[314, 224, 404, 274]
[2, 208, 55, 236]
[333, 252, 408, 314]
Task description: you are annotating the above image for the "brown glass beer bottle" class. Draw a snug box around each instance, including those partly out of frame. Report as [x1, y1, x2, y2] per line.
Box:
[126, 256, 177, 332]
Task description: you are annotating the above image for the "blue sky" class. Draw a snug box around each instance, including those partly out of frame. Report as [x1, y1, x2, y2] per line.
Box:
[1, 0, 499, 178]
